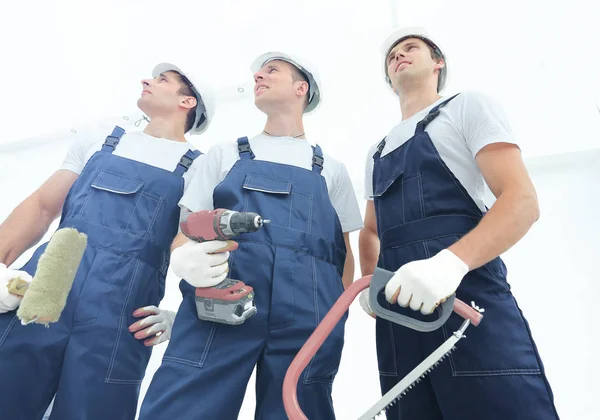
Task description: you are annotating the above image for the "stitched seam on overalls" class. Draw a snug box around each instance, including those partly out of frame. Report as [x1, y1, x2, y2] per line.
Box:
[307, 194, 313, 235]
[452, 369, 542, 377]
[234, 239, 341, 268]
[400, 180, 405, 224]
[482, 263, 510, 292]
[381, 233, 459, 253]
[433, 146, 483, 216]
[513, 300, 560, 417]
[304, 256, 333, 384]
[71, 249, 101, 326]
[377, 172, 403, 183]
[416, 173, 426, 218]
[0, 315, 18, 348]
[442, 324, 542, 377]
[162, 322, 218, 368]
[378, 315, 399, 376]
[289, 193, 294, 231]
[105, 259, 142, 384]
[76, 184, 96, 220]
[378, 213, 479, 243]
[143, 196, 164, 240]
[422, 239, 431, 258]
[123, 192, 144, 232]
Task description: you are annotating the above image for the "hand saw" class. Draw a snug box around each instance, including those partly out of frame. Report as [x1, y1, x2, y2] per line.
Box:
[282, 268, 484, 420]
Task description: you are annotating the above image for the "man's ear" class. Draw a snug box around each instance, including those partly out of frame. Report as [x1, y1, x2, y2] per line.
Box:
[180, 96, 197, 111]
[295, 81, 309, 100]
[434, 57, 445, 72]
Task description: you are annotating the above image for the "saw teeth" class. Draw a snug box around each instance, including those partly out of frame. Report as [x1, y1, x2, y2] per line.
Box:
[378, 345, 458, 415]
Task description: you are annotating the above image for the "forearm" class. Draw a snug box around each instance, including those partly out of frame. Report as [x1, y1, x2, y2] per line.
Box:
[0, 198, 57, 266]
[170, 232, 190, 252]
[449, 189, 539, 270]
[341, 250, 355, 289]
[358, 227, 380, 276]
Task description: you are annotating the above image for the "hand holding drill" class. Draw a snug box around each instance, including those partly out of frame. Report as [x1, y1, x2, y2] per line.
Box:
[170, 208, 269, 325]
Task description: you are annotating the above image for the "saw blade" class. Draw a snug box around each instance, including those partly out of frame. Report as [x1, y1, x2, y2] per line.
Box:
[358, 319, 471, 420]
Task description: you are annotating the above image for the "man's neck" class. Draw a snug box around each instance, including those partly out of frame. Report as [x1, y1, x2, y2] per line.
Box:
[397, 82, 442, 121]
[143, 117, 187, 142]
[263, 112, 305, 139]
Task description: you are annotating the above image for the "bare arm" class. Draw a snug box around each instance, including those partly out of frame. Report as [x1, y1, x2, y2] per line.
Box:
[358, 201, 380, 276]
[170, 232, 190, 252]
[0, 170, 78, 266]
[449, 143, 539, 270]
[341, 232, 355, 289]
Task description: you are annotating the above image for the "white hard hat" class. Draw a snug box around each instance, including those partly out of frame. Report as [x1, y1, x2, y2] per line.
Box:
[381, 26, 448, 94]
[250, 52, 322, 114]
[152, 63, 216, 135]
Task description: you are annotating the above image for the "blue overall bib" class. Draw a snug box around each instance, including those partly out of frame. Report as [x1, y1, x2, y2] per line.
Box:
[0, 127, 201, 420]
[371, 95, 559, 419]
[139, 137, 347, 420]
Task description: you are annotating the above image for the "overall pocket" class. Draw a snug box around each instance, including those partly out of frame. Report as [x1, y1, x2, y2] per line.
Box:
[243, 174, 313, 234]
[103, 259, 162, 384]
[302, 259, 347, 384]
[78, 170, 162, 239]
[161, 293, 218, 368]
[422, 237, 543, 377]
[372, 169, 425, 231]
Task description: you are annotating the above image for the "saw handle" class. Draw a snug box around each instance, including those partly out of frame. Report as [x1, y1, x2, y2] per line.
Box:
[370, 267, 482, 331]
[282, 273, 483, 420]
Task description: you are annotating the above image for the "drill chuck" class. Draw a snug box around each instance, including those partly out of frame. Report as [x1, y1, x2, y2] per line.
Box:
[220, 211, 270, 238]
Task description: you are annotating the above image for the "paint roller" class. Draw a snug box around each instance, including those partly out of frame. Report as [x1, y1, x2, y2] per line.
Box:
[6, 227, 87, 326]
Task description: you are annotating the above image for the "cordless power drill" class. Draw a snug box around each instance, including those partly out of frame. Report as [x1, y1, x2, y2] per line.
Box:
[180, 208, 270, 325]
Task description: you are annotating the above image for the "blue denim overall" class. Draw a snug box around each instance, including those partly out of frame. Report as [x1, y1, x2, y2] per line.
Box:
[0, 126, 201, 420]
[371, 95, 559, 419]
[140, 137, 347, 419]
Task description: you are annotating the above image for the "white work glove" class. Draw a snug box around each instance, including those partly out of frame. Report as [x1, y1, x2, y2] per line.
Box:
[0, 263, 32, 313]
[170, 240, 231, 288]
[384, 249, 469, 315]
[359, 288, 375, 318]
[128, 305, 176, 346]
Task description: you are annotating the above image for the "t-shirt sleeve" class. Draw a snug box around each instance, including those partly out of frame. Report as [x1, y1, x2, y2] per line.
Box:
[179, 144, 226, 212]
[59, 130, 100, 174]
[329, 160, 364, 233]
[459, 91, 518, 158]
[364, 143, 378, 201]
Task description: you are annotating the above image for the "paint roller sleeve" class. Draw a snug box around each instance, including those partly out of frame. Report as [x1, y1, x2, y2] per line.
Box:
[16, 228, 88, 326]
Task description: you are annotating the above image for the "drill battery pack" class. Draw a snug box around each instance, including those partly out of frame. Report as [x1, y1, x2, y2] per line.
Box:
[194, 278, 257, 325]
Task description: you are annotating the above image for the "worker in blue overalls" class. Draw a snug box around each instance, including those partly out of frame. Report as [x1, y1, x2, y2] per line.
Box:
[138, 51, 364, 419]
[358, 26, 560, 419]
[0, 62, 218, 420]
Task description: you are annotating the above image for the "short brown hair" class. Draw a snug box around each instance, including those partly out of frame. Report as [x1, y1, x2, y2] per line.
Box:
[173, 72, 198, 133]
[291, 66, 310, 109]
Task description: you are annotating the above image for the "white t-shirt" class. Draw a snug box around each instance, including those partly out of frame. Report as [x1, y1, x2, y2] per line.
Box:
[60, 130, 203, 221]
[180, 133, 364, 233]
[364, 91, 517, 212]
[61, 130, 202, 188]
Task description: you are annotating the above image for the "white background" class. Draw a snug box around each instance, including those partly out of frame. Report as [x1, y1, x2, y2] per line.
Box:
[1, 0, 599, 419]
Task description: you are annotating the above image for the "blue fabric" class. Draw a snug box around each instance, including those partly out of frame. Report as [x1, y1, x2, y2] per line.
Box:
[0, 126, 201, 420]
[371, 95, 560, 419]
[140, 137, 347, 419]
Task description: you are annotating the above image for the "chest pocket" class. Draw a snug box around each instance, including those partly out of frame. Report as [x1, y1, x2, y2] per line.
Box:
[242, 174, 313, 234]
[372, 168, 425, 229]
[77, 170, 163, 238]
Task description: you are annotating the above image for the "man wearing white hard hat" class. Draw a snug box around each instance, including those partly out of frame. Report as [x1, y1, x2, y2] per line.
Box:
[358, 27, 559, 419]
[0, 62, 220, 419]
[139, 52, 363, 419]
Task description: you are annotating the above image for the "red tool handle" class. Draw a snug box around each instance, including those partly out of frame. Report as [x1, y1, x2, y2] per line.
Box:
[282, 275, 483, 420]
